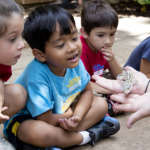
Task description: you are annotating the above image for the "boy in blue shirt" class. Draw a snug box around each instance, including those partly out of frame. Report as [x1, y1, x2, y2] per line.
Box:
[4, 5, 120, 150]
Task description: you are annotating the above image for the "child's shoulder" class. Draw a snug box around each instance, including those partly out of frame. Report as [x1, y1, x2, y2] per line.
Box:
[24, 59, 49, 75]
[28, 59, 45, 68]
[134, 36, 150, 52]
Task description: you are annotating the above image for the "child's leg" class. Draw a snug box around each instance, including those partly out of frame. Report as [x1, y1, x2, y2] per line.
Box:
[17, 120, 83, 148]
[75, 96, 108, 131]
[74, 96, 120, 146]
[3, 84, 27, 117]
[16, 96, 107, 148]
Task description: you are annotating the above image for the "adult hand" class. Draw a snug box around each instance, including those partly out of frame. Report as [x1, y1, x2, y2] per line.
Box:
[92, 66, 149, 95]
[110, 93, 150, 128]
[92, 75, 123, 93]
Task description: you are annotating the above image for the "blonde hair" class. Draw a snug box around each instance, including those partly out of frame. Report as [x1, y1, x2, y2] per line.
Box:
[0, 0, 24, 36]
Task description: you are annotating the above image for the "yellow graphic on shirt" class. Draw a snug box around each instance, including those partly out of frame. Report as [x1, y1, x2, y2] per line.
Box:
[61, 77, 81, 112]
[67, 77, 80, 88]
[62, 92, 80, 112]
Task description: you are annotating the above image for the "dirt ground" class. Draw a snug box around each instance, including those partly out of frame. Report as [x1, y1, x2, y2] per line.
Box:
[1, 3, 150, 150]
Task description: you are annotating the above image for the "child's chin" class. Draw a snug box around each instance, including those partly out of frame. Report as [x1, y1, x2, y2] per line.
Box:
[11, 61, 18, 65]
[68, 61, 79, 68]
[6, 61, 17, 66]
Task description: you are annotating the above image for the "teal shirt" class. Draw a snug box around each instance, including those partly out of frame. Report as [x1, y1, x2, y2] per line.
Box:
[16, 59, 90, 116]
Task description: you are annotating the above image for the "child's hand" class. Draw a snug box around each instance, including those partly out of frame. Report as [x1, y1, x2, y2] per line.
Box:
[64, 108, 73, 118]
[0, 106, 9, 122]
[101, 47, 114, 62]
[58, 115, 81, 131]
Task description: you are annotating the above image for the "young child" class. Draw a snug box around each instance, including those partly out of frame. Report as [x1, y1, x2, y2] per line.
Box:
[80, 0, 122, 115]
[125, 36, 150, 78]
[0, 0, 26, 123]
[4, 5, 120, 150]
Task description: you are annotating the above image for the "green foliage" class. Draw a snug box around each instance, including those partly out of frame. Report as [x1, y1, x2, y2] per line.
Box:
[135, 0, 150, 5]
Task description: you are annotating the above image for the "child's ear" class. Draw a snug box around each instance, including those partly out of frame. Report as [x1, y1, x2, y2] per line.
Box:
[32, 48, 46, 63]
[80, 27, 88, 39]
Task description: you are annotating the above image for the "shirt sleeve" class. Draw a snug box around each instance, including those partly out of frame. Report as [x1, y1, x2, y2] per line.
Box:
[27, 80, 54, 117]
[142, 39, 150, 62]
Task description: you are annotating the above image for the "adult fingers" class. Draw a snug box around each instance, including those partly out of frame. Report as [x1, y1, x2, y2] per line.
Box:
[127, 109, 147, 128]
[92, 75, 123, 93]
[114, 103, 135, 113]
[110, 93, 127, 103]
[111, 93, 139, 104]
[124, 66, 138, 74]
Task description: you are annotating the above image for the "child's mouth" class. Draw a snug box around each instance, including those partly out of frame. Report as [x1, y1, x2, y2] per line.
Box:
[68, 53, 79, 62]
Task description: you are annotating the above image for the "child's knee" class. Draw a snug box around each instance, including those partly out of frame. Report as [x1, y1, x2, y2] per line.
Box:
[93, 96, 108, 113]
[5, 84, 27, 108]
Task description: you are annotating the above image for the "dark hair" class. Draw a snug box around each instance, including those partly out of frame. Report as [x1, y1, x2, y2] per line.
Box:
[81, 0, 118, 34]
[23, 5, 76, 52]
[0, 0, 24, 36]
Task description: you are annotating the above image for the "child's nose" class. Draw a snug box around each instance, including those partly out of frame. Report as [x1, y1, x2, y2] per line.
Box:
[67, 41, 76, 52]
[105, 37, 112, 44]
[18, 39, 25, 50]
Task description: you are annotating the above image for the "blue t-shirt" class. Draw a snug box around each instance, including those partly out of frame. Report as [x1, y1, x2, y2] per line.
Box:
[4, 59, 90, 136]
[125, 36, 150, 70]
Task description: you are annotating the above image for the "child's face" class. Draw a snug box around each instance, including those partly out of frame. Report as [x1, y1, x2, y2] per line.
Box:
[44, 23, 81, 76]
[84, 26, 116, 52]
[0, 13, 24, 66]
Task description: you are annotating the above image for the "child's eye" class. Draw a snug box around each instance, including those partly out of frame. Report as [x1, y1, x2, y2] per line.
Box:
[56, 43, 65, 48]
[110, 33, 115, 36]
[72, 37, 78, 41]
[97, 34, 104, 37]
[9, 37, 17, 43]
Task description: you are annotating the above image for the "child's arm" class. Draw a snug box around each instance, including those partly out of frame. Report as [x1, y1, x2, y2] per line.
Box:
[0, 80, 9, 121]
[108, 56, 122, 78]
[140, 58, 150, 78]
[59, 82, 93, 131]
[73, 82, 93, 119]
[36, 107, 73, 126]
[101, 47, 122, 78]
